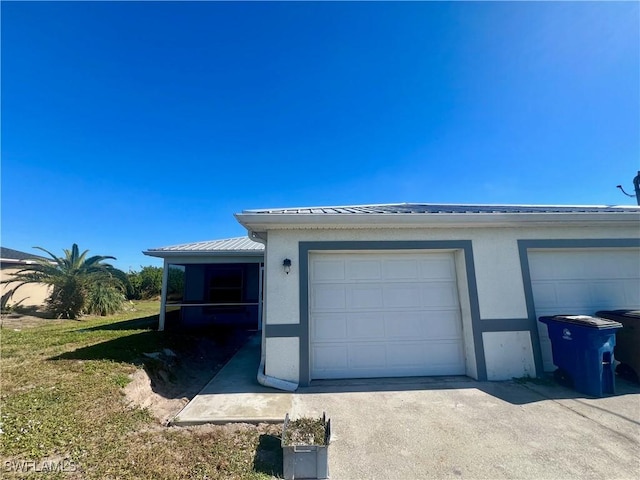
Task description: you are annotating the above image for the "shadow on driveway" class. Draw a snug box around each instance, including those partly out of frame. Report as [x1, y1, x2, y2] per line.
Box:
[303, 373, 640, 404]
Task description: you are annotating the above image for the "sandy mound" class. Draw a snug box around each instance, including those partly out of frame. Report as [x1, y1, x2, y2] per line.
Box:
[124, 368, 189, 425]
[123, 332, 252, 425]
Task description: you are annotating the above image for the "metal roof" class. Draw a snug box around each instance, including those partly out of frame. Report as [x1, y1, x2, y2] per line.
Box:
[144, 236, 264, 257]
[236, 202, 640, 232]
[242, 203, 640, 215]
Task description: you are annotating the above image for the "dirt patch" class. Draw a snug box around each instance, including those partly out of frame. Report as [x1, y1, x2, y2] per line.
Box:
[124, 369, 188, 425]
[124, 330, 254, 425]
[1, 311, 64, 329]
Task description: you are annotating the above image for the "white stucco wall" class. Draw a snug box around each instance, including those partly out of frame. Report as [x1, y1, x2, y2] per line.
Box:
[262, 224, 639, 383]
[265, 337, 299, 383]
[483, 331, 536, 380]
[264, 238, 301, 325]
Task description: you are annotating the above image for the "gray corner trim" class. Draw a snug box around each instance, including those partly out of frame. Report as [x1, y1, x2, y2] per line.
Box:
[264, 324, 301, 338]
[480, 318, 532, 332]
[461, 245, 486, 382]
[517, 238, 640, 377]
[298, 244, 311, 385]
[298, 240, 487, 386]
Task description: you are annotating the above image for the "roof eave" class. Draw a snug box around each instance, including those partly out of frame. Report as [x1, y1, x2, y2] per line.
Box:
[235, 211, 640, 232]
[0, 258, 50, 265]
[142, 249, 264, 259]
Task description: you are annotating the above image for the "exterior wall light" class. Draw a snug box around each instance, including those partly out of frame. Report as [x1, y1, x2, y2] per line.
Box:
[283, 258, 292, 274]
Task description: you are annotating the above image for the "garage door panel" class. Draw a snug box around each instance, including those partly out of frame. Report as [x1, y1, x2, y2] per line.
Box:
[424, 311, 464, 339]
[533, 281, 638, 312]
[422, 283, 459, 307]
[387, 342, 464, 372]
[529, 254, 585, 279]
[310, 251, 466, 379]
[597, 262, 630, 278]
[313, 344, 466, 379]
[424, 342, 466, 368]
[529, 249, 640, 372]
[346, 313, 385, 340]
[312, 260, 346, 281]
[311, 285, 346, 310]
[347, 260, 382, 280]
[384, 311, 462, 340]
[311, 313, 347, 341]
[624, 283, 640, 304]
[384, 259, 419, 280]
[419, 258, 456, 279]
[590, 281, 632, 306]
[350, 344, 387, 368]
[554, 282, 595, 307]
[349, 286, 384, 309]
[530, 283, 558, 308]
[383, 284, 422, 308]
[386, 312, 423, 338]
[312, 345, 348, 371]
[595, 254, 640, 277]
[387, 343, 426, 367]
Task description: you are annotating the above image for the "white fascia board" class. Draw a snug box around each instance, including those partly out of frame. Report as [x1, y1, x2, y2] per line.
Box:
[235, 211, 640, 233]
[142, 249, 264, 259]
[0, 258, 51, 265]
[0, 258, 24, 263]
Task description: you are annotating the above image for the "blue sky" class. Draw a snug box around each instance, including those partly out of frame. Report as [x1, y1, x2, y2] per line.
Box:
[2, 1, 638, 271]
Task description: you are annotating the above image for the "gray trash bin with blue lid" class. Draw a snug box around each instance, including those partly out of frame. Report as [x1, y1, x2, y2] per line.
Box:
[539, 315, 623, 397]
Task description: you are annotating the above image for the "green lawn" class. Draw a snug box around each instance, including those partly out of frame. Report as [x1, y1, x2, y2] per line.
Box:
[0, 302, 281, 479]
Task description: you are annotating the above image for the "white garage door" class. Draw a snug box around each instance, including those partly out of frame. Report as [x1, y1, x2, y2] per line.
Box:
[529, 248, 640, 371]
[309, 251, 466, 380]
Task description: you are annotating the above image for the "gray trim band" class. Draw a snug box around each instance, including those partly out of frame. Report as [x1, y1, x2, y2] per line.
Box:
[480, 318, 532, 332]
[518, 238, 640, 376]
[264, 323, 300, 338]
[264, 324, 300, 338]
[298, 240, 486, 386]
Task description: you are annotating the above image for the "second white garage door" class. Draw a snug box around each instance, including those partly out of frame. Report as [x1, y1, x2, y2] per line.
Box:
[529, 248, 640, 372]
[309, 251, 466, 380]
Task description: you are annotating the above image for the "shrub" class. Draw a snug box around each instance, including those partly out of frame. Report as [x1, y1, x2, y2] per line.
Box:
[126, 266, 163, 300]
[46, 277, 88, 319]
[85, 283, 126, 316]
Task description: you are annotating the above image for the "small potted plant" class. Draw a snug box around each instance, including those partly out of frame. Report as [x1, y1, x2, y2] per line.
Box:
[281, 412, 331, 480]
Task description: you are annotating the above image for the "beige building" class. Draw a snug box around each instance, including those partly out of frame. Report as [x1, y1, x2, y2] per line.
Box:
[1, 247, 51, 308]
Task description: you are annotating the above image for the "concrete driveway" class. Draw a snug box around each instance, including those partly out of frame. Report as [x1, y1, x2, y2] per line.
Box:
[174, 338, 640, 479]
[293, 377, 639, 479]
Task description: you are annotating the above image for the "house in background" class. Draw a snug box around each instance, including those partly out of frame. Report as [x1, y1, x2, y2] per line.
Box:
[145, 203, 640, 388]
[1, 247, 51, 307]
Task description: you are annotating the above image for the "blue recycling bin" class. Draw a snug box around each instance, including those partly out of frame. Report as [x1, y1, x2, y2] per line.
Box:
[539, 315, 623, 397]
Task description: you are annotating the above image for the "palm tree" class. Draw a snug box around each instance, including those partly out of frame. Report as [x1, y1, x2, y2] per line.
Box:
[3, 244, 127, 319]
